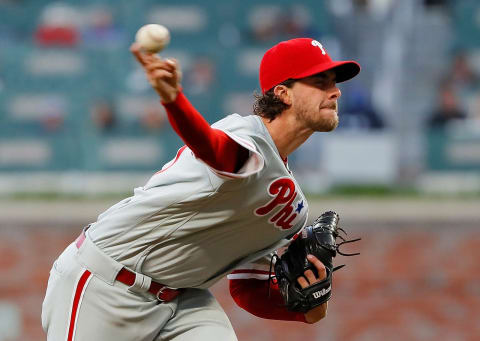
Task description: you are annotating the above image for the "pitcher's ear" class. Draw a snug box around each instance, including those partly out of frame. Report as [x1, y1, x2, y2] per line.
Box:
[273, 84, 293, 106]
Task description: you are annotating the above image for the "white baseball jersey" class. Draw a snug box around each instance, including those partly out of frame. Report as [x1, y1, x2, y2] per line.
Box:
[87, 113, 309, 289]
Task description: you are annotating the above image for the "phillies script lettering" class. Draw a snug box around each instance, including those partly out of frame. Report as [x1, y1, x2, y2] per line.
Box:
[255, 178, 298, 230]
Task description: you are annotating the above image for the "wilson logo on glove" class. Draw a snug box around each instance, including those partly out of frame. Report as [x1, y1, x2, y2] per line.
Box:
[312, 286, 331, 299]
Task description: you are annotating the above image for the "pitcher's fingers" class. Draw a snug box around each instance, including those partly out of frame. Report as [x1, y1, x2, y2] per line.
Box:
[307, 255, 327, 281]
[165, 58, 179, 68]
[146, 61, 165, 72]
[143, 52, 163, 64]
[146, 61, 175, 73]
[151, 69, 174, 80]
[297, 276, 309, 289]
[165, 58, 182, 83]
[303, 269, 317, 285]
[130, 43, 148, 67]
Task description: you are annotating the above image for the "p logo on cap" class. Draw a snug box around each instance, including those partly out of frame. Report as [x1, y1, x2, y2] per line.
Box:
[259, 38, 361, 93]
[311, 40, 326, 55]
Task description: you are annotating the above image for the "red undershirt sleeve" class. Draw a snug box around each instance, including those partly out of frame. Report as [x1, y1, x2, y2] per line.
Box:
[229, 278, 307, 323]
[162, 91, 249, 173]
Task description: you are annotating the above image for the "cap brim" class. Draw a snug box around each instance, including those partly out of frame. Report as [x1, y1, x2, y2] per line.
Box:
[295, 60, 360, 83]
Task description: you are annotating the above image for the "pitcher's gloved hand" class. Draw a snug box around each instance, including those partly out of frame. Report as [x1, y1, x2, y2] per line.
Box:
[272, 211, 360, 313]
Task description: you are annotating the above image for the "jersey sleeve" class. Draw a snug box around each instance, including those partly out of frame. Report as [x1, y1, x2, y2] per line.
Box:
[204, 131, 264, 179]
[227, 254, 307, 323]
[162, 91, 262, 176]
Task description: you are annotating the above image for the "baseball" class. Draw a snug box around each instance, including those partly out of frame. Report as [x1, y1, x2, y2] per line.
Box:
[135, 24, 170, 53]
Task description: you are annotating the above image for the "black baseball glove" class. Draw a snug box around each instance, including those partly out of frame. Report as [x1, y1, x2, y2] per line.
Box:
[271, 211, 360, 313]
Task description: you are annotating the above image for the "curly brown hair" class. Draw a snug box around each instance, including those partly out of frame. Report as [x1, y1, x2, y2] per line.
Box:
[253, 79, 296, 121]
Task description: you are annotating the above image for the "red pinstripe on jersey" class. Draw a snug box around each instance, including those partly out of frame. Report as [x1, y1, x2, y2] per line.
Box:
[67, 270, 92, 341]
[155, 145, 188, 174]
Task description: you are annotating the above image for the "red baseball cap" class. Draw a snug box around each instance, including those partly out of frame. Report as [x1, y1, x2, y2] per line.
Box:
[259, 38, 361, 93]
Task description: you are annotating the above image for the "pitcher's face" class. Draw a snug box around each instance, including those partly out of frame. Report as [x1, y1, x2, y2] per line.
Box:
[290, 70, 341, 132]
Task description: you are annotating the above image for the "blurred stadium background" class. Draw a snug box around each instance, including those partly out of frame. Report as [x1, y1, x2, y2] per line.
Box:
[0, 0, 479, 340]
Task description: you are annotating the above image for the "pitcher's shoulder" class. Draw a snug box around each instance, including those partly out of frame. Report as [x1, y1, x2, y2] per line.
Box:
[212, 114, 263, 135]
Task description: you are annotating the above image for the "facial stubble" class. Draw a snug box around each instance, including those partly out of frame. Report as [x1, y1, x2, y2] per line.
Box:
[297, 101, 339, 132]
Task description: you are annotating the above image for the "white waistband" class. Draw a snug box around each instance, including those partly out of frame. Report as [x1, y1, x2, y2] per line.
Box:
[75, 232, 157, 295]
[76, 231, 124, 285]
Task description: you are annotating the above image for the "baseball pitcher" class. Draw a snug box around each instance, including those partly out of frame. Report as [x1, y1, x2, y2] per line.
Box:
[41, 37, 360, 340]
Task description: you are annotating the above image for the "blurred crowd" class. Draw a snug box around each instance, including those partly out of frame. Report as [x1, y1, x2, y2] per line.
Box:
[427, 52, 480, 130]
[2, 1, 478, 132]
[0, 0, 479, 175]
